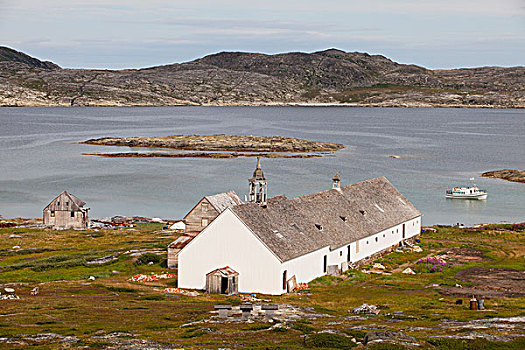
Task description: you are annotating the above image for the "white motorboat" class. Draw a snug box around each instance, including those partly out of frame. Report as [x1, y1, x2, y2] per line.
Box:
[446, 186, 487, 200]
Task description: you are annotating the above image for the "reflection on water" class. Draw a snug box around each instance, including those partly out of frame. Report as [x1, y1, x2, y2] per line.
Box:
[0, 106, 524, 226]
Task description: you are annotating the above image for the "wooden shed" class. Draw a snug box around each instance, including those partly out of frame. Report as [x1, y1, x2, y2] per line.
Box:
[205, 266, 239, 295]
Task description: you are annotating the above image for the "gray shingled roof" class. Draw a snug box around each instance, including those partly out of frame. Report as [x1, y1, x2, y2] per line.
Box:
[231, 177, 421, 262]
[205, 191, 244, 213]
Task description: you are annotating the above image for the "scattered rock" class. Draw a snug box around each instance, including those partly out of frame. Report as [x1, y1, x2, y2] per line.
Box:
[373, 263, 386, 270]
[86, 255, 118, 265]
[363, 330, 418, 345]
[352, 304, 380, 315]
[481, 169, 525, 184]
[88, 276, 96, 281]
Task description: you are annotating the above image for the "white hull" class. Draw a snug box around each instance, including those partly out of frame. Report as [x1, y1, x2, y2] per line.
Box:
[446, 193, 487, 200]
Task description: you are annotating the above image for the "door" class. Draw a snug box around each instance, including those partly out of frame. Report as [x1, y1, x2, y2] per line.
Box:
[347, 245, 351, 262]
[221, 277, 228, 294]
[402, 223, 406, 239]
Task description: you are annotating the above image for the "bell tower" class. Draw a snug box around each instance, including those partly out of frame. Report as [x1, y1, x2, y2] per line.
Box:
[332, 173, 341, 190]
[249, 157, 267, 206]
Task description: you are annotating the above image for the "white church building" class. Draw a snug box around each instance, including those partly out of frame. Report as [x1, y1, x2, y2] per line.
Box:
[177, 159, 422, 295]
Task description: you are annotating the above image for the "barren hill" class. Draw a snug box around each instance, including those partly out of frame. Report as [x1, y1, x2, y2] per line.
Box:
[0, 47, 523, 107]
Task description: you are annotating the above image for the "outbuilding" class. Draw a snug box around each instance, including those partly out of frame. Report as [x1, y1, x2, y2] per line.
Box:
[205, 266, 239, 294]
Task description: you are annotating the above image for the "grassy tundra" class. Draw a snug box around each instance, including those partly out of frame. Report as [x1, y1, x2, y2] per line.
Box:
[0, 223, 523, 349]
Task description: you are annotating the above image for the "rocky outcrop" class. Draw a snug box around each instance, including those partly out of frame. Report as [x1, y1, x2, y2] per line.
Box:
[82, 134, 344, 153]
[84, 152, 325, 159]
[1, 46, 523, 107]
[481, 169, 525, 183]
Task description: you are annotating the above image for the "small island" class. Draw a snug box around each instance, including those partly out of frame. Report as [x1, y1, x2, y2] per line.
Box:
[81, 134, 345, 159]
[481, 169, 525, 184]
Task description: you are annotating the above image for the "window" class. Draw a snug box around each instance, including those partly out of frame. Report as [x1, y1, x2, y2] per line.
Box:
[201, 218, 209, 227]
[323, 255, 327, 273]
[383, 234, 385, 238]
[57, 201, 60, 206]
[375, 237, 378, 242]
[366, 240, 369, 244]
[201, 202, 209, 211]
[283, 270, 287, 290]
[71, 211, 75, 218]
[340, 251, 342, 256]
[66, 201, 69, 207]
[51, 210, 55, 217]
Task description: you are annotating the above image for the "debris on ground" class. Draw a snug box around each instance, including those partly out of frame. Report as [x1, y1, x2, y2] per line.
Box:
[235, 293, 268, 302]
[402, 268, 416, 274]
[30, 287, 39, 295]
[164, 288, 199, 296]
[128, 273, 176, 282]
[412, 246, 423, 252]
[351, 304, 380, 315]
[88, 276, 96, 281]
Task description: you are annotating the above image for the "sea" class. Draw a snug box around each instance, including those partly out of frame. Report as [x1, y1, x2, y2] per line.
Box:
[0, 107, 523, 226]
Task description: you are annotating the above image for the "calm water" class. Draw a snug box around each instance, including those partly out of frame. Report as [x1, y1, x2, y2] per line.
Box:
[0, 107, 523, 226]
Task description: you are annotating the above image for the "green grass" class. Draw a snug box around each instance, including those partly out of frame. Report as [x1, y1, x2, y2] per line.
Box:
[0, 223, 523, 348]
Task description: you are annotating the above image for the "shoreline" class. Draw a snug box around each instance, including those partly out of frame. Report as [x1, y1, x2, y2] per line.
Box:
[1, 103, 523, 108]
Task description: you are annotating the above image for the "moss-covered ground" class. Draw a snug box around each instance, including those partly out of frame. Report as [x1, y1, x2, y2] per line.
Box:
[0, 224, 523, 349]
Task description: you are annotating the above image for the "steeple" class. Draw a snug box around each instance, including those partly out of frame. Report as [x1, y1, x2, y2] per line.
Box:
[249, 157, 267, 206]
[332, 173, 341, 190]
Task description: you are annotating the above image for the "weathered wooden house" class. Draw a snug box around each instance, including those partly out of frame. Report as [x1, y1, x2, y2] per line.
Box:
[184, 191, 244, 234]
[178, 160, 422, 295]
[43, 191, 89, 230]
[205, 266, 239, 294]
[167, 191, 244, 268]
[167, 235, 193, 268]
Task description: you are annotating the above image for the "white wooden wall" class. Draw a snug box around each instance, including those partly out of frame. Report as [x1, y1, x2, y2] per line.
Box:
[178, 209, 283, 295]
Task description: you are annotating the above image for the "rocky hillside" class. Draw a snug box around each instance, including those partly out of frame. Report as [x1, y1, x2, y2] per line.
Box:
[0, 46, 523, 107]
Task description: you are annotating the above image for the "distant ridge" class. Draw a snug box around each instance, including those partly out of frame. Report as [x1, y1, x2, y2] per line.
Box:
[0, 46, 60, 70]
[0, 46, 523, 107]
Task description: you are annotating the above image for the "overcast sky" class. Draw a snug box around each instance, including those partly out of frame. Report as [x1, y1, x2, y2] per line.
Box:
[1, 0, 524, 69]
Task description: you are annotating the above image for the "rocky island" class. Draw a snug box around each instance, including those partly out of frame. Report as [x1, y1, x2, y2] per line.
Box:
[1, 46, 523, 108]
[481, 169, 525, 184]
[82, 134, 344, 159]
